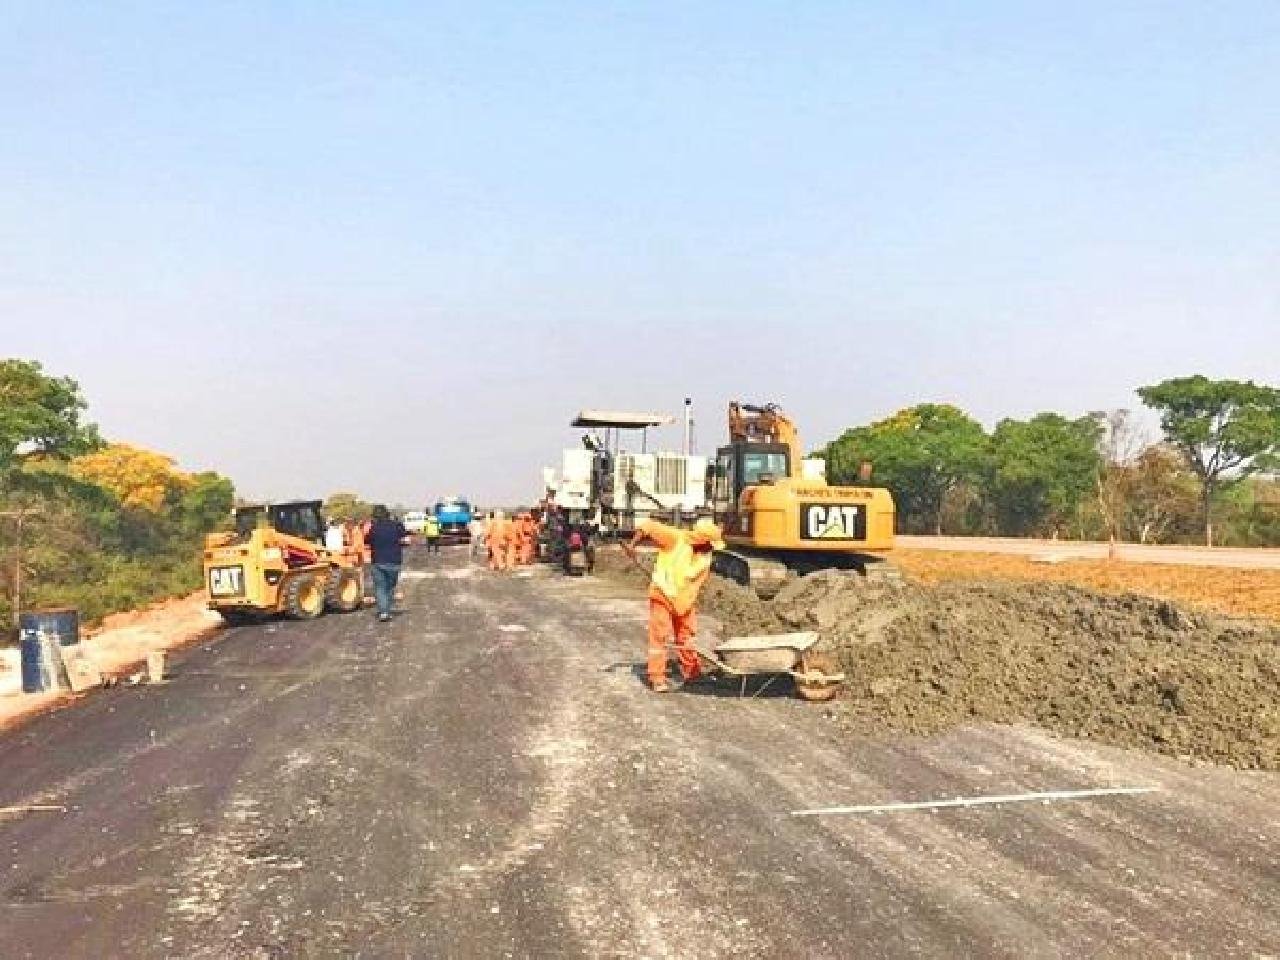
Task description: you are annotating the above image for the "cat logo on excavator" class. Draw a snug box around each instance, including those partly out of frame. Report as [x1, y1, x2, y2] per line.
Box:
[801, 504, 866, 540]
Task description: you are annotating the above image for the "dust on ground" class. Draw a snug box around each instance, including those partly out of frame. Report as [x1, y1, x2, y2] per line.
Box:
[894, 548, 1280, 621]
[593, 548, 1280, 771]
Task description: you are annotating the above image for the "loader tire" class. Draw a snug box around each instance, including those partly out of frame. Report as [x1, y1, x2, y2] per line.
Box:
[325, 568, 364, 613]
[283, 573, 325, 620]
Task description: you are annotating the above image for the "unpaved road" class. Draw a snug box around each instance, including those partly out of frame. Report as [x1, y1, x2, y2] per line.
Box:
[899, 535, 1280, 569]
[1, 548, 1277, 959]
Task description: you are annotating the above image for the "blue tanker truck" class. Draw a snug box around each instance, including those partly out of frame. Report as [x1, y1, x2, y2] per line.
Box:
[433, 496, 474, 543]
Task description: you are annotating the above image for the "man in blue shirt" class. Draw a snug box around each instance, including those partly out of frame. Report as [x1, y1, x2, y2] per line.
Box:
[366, 505, 409, 622]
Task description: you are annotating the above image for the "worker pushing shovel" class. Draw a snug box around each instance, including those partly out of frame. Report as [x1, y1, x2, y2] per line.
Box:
[624, 517, 725, 693]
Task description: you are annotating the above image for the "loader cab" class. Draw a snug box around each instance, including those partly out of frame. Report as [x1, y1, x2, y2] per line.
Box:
[233, 500, 325, 544]
[710, 442, 792, 512]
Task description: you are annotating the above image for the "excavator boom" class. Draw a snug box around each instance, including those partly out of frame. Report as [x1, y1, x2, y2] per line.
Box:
[727, 401, 803, 468]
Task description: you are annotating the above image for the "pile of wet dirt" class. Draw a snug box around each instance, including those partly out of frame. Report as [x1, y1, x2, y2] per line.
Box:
[593, 549, 1280, 770]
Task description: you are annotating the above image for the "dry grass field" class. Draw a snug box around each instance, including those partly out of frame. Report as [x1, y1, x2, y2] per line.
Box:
[892, 548, 1280, 622]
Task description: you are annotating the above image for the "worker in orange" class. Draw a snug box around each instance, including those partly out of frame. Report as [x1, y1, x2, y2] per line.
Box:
[509, 511, 526, 567]
[624, 517, 725, 693]
[517, 511, 537, 566]
[486, 511, 509, 571]
[350, 518, 370, 566]
[505, 510, 523, 569]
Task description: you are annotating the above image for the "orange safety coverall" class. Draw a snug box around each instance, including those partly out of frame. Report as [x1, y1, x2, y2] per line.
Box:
[485, 518, 500, 570]
[506, 515, 524, 569]
[352, 521, 370, 565]
[488, 517, 510, 571]
[518, 514, 537, 565]
[639, 520, 715, 686]
[501, 514, 517, 568]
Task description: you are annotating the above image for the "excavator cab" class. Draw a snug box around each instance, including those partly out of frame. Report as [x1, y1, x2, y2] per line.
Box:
[710, 443, 791, 527]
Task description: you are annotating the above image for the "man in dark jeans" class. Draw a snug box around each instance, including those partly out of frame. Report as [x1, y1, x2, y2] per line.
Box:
[366, 505, 409, 622]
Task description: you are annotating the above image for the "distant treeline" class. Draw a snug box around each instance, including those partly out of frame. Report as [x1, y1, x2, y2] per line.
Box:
[1, 359, 235, 632]
[823, 376, 1280, 547]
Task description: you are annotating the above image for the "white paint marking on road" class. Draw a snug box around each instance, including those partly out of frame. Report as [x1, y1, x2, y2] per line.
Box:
[497, 624, 528, 633]
[0, 804, 68, 817]
[790, 786, 1160, 817]
[405, 568, 474, 581]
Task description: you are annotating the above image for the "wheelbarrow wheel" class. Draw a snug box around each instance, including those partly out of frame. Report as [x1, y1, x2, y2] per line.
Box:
[795, 651, 840, 702]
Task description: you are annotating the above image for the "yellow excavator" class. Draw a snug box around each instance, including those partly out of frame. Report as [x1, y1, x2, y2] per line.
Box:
[708, 402, 896, 596]
[202, 500, 365, 624]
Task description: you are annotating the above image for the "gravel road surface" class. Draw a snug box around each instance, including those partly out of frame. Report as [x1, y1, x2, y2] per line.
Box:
[2, 547, 1277, 958]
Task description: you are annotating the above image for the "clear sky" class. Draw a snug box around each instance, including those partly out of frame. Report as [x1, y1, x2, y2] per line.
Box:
[3, 2, 1277, 505]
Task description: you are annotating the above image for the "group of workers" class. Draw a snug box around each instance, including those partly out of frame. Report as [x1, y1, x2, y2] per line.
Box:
[380, 497, 723, 695]
[320, 502, 727, 683]
[482, 509, 542, 571]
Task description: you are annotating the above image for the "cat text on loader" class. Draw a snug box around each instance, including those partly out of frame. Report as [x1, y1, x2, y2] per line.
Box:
[202, 500, 365, 624]
[708, 402, 896, 597]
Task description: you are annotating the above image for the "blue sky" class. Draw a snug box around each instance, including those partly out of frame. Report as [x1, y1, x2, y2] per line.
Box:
[2, 2, 1277, 504]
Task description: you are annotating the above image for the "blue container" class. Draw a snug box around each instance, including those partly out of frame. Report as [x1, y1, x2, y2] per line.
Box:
[19, 608, 79, 647]
[19, 609, 78, 693]
[20, 629, 53, 693]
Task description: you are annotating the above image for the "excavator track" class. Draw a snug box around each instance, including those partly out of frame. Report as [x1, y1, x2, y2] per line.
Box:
[861, 557, 904, 584]
[713, 548, 900, 598]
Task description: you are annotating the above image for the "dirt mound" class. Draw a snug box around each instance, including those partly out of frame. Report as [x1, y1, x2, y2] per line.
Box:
[595, 549, 1279, 769]
[705, 571, 1280, 770]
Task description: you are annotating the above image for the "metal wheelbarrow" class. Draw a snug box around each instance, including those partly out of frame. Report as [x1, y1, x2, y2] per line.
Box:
[689, 631, 844, 701]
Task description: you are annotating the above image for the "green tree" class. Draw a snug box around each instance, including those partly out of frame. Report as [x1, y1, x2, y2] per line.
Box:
[827, 404, 988, 534]
[179, 472, 235, 537]
[988, 414, 1102, 536]
[323, 491, 374, 522]
[1136, 376, 1280, 545]
[1215, 475, 1280, 547]
[0, 358, 101, 482]
[0, 360, 238, 628]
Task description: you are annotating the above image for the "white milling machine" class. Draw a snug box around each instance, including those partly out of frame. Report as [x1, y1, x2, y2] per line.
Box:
[541, 403, 709, 535]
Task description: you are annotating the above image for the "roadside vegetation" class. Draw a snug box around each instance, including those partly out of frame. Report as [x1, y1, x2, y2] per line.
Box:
[0, 358, 235, 634]
[322, 492, 376, 522]
[824, 376, 1280, 546]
